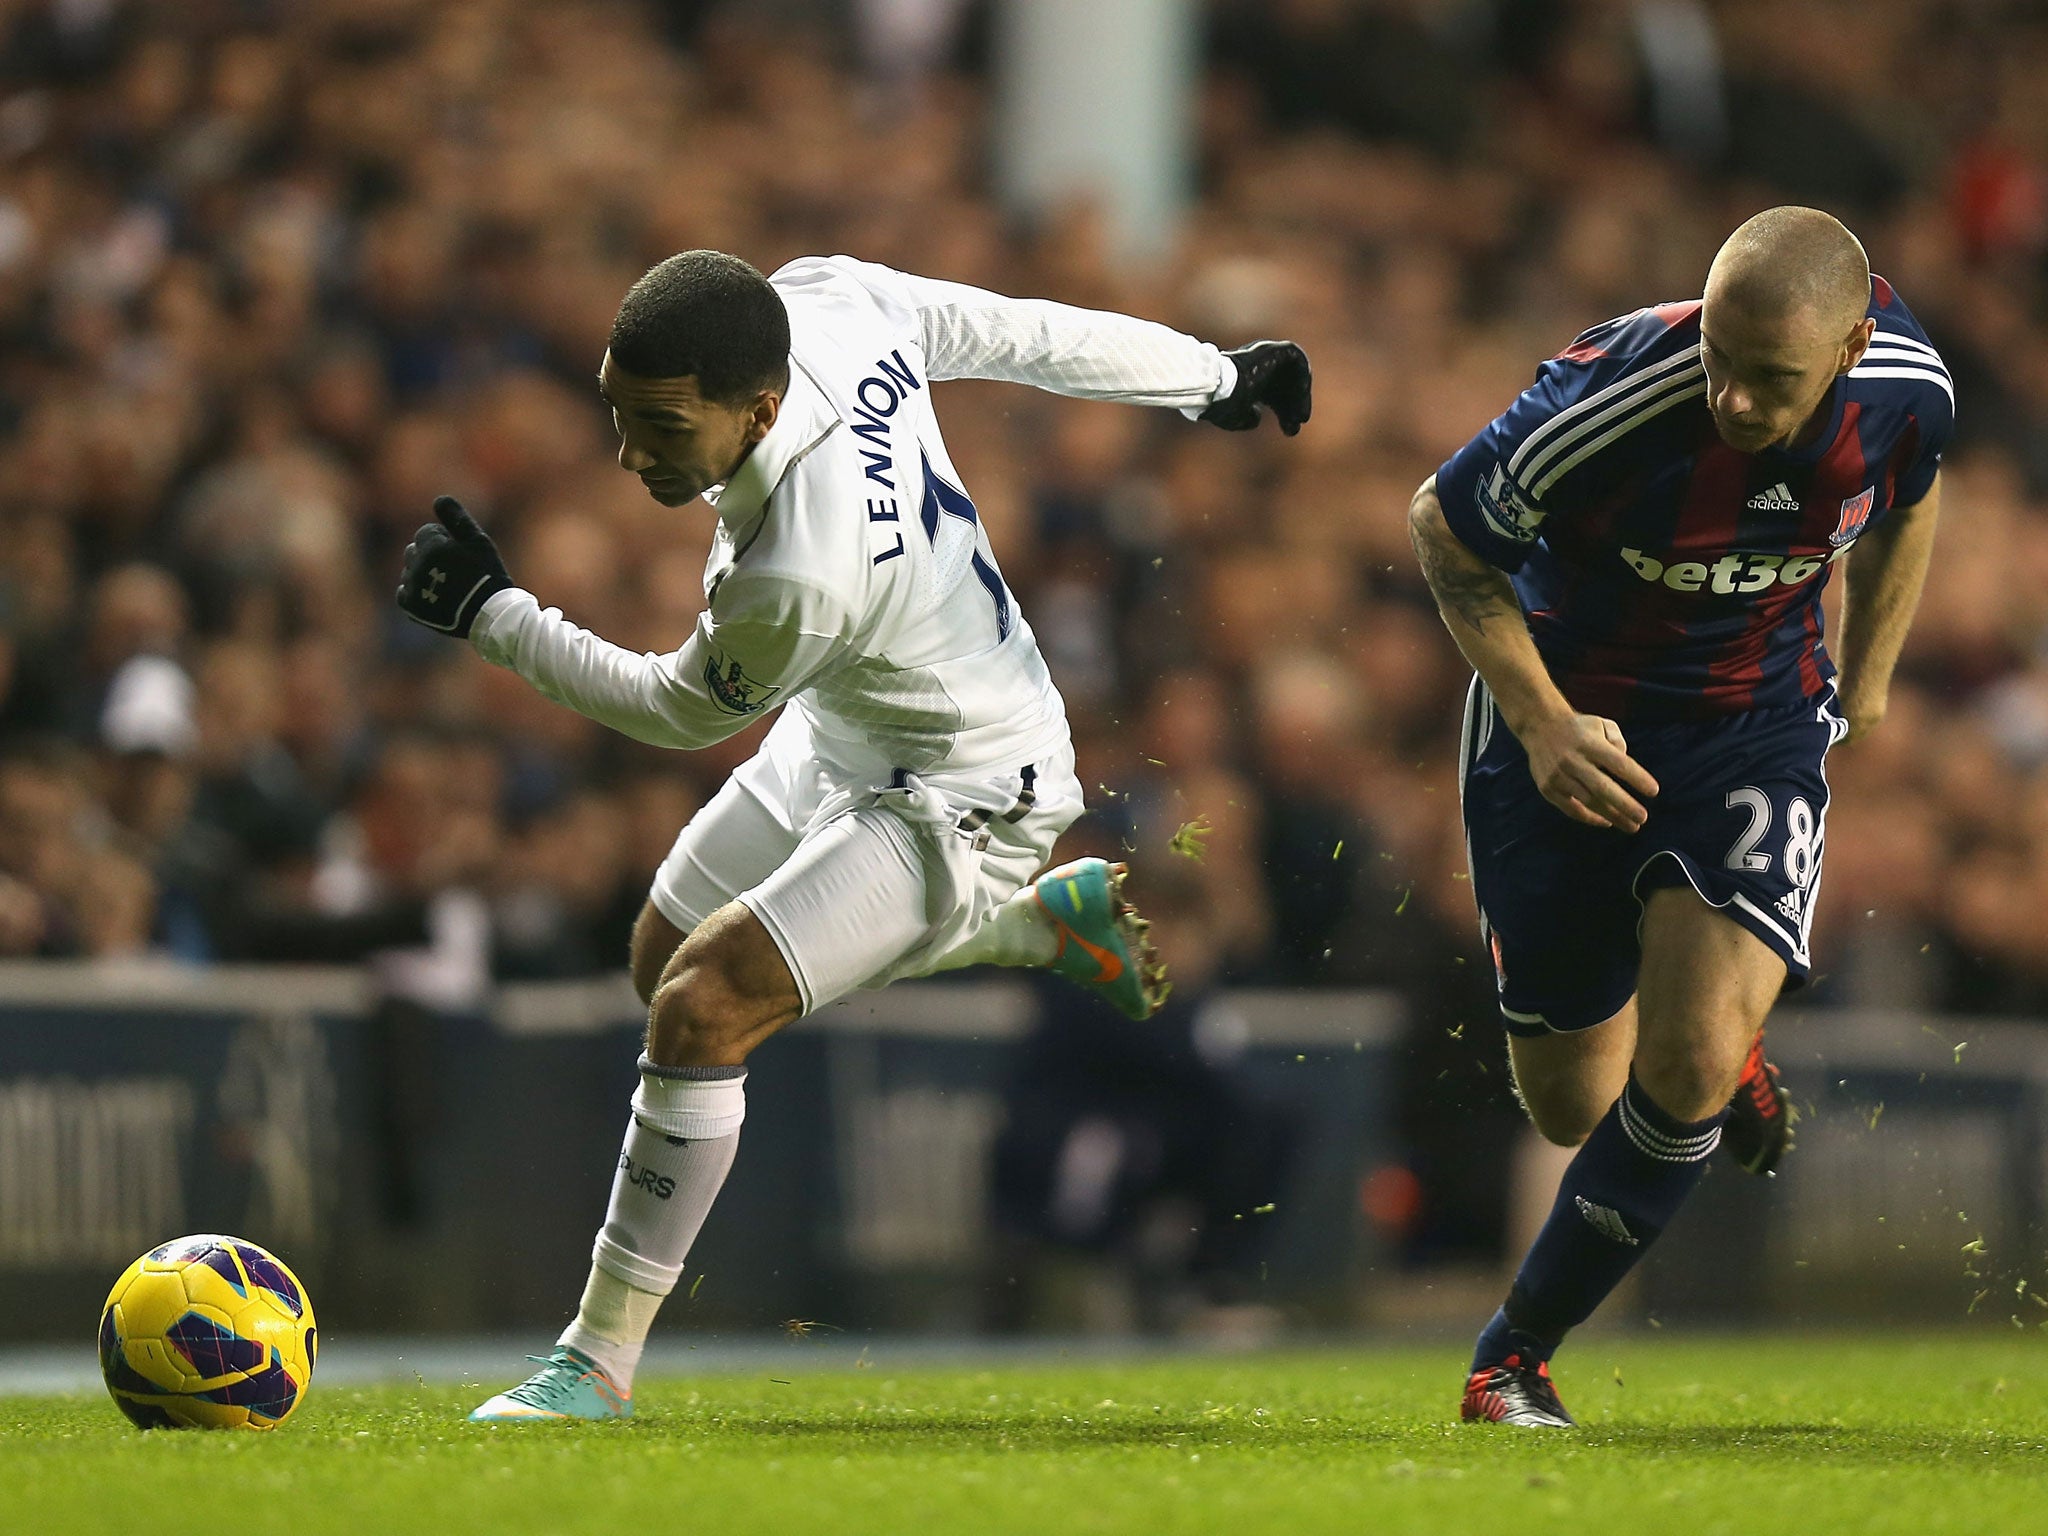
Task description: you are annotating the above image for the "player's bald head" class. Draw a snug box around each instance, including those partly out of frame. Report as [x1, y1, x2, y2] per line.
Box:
[1705, 207, 1870, 336]
[1697, 208, 1877, 453]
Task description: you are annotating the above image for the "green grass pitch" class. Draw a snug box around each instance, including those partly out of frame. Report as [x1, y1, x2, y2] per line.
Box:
[7, 1336, 2044, 1535]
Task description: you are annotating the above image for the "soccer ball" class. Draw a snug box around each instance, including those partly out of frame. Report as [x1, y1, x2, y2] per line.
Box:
[98, 1234, 318, 1430]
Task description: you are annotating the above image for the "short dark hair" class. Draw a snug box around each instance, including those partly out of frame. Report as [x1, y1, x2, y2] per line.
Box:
[607, 251, 790, 403]
[1710, 207, 1871, 335]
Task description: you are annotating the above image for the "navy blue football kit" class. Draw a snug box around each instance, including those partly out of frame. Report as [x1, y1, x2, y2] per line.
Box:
[1436, 278, 1952, 1028]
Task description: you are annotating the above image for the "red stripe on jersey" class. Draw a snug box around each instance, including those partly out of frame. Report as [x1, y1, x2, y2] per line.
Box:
[1797, 599, 1825, 698]
[1807, 402, 1870, 541]
[1539, 478, 1663, 718]
[1796, 402, 1870, 696]
[1871, 273, 1895, 308]
[1883, 415, 1922, 506]
[1682, 443, 1759, 710]
[1557, 301, 1702, 364]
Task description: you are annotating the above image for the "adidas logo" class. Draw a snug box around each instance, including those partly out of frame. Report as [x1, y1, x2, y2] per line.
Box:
[1575, 1196, 1640, 1246]
[1747, 481, 1800, 511]
[1775, 888, 1805, 923]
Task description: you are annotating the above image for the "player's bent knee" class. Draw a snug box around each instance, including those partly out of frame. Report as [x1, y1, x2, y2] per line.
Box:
[1530, 1109, 1600, 1150]
[1509, 1045, 1627, 1148]
[1634, 1043, 1743, 1123]
[630, 901, 689, 1005]
[647, 961, 750, 1065]
[1518, 1089, 1604, 1149]
[644, 916, 802, 1068]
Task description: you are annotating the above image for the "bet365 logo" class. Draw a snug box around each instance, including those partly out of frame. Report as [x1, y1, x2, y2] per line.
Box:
[1618, 545, 1845, 594]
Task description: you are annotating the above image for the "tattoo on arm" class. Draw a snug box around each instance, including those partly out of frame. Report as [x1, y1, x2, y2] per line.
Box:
[1412, 502, 1516, 636]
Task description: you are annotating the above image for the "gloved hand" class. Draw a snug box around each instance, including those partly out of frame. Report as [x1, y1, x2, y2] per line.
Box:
[396, 496, 513, 639]
[1198, 341, 1313, 436]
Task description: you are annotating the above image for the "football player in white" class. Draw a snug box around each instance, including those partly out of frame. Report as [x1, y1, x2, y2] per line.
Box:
[395, 250, 1311, 1420]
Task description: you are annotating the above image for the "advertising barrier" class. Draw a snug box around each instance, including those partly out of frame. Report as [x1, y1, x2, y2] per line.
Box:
[0, 964, 1403, 1339]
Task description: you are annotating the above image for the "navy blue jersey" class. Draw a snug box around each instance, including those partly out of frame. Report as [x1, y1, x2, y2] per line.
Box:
[1437, 278, 1952, 722]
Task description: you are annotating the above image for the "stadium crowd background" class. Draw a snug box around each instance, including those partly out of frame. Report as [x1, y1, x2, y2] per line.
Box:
[1, 0, 2045, 1038]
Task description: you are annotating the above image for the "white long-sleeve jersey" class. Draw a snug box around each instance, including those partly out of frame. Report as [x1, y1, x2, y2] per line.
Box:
[469, 255, 1235, 781]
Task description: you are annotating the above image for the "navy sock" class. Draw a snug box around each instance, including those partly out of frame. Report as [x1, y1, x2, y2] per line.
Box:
[1470, 1304, 1553, 1375]
[1471, 1071, 1726, 1372]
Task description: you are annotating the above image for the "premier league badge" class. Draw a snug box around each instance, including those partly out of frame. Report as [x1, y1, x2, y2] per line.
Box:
[704, 653, 781, 716]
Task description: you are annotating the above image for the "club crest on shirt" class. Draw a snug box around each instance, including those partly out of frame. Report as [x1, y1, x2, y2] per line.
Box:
[1829, 486, 1875, 547]
[705, 653, 781, 716]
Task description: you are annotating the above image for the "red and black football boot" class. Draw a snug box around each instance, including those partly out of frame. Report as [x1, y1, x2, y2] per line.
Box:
[1461, 1354, 1575, 1428]
[1722, 1029, 1794, 1176]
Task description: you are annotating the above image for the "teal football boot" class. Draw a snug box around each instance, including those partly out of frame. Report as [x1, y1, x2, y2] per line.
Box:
[1032, 858, 1169, 1020]
[469, 1347, 632, 1423]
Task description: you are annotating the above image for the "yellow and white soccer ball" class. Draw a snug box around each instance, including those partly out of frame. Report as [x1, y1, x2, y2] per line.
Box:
[99, 1234, 317, 1430]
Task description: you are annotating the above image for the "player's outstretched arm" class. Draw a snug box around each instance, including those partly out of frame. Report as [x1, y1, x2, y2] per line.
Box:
[857, 261, 1308, 430]
[1835, 472, 1942, 745]
[396, 498, 837, 752]
[1408, 476, 1659, 832]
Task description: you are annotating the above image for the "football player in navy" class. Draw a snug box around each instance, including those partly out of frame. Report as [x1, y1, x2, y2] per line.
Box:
[1411, 207, 1948, 1426]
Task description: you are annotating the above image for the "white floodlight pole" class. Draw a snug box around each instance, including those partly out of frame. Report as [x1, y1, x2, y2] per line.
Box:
[994, 0, 1197, 266]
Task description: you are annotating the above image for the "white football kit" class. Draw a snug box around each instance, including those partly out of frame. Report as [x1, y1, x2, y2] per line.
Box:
[469, 255, 1236, 1012]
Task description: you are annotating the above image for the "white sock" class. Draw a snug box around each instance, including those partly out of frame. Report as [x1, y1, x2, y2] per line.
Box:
[557, 1058, 746, 1392]
[926, 885, 1061, 972]
[560, 1266, 664, 1387]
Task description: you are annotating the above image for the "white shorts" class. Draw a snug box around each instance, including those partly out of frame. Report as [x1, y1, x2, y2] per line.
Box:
[648, 709, 1083, 1015]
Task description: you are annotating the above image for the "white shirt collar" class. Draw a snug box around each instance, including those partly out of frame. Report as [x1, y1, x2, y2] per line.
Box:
[703, 357, 838, 534]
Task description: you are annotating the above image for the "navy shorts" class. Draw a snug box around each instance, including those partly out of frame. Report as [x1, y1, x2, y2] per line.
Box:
[1459, 676, 1846, 1037]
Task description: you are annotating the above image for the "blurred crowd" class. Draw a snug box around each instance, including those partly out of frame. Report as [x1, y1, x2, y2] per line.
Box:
[0, 0, 2045, 1036]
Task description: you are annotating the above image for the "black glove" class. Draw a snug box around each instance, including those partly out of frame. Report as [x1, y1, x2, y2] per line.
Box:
[1198, 340, 1313, 436]
[396, 496, 513, 639]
